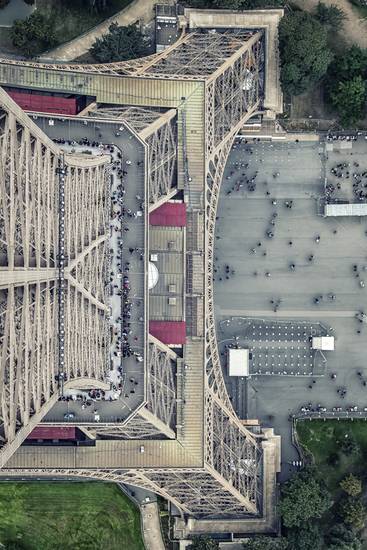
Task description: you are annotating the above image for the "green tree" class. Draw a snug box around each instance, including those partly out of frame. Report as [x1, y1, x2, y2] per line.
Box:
[89, 0, 109, 11]
[188, 0, 284, 7]
[341, 434, 360, 456]
[326, 46, 367, 126]
[245, 0, 284, 5]
[327, 523, 362, 550]
[279, 12, 333, 95]
[339, 497, 365, 530]
[188, 536, 219, 550]
[286, 524, 323, 550]
[0, 0, 10, 8]
[11, 12, 56, 57]
[340, 474, 362, 497]
[331, 76, 367, 126]
[243, 535, 288, 549]
[328, 46, 367, 81]
[89, 22, 150, 63]
[315, 2, 346, 28]
[280, 468, 332, 528]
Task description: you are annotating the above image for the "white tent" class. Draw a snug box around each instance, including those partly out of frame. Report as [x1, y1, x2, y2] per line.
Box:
[312, 336, 334, 351]
[228, 348, 249, 377]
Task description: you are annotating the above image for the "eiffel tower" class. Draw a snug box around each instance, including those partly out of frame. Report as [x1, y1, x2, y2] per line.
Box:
[0, 8, 282, 538]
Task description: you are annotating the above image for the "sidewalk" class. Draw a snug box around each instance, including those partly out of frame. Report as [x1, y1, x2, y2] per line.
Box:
[40, 0, 172, 62]
[141, 501, 166, 550]
[118, 484, 166, 550]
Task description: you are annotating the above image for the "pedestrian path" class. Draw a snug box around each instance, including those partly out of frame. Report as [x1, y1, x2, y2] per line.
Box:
[40, 0, 173, 61]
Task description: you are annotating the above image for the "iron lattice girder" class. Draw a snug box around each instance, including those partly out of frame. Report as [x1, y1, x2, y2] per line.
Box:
[145, 30, 258, 77]
[209, 397, 262, 511]
[89, 106, 167, 134]
[88, 415, 167, 440]
[85, 341, 178, 441]
[146, 342, 177, 430]
[0, 97, 60, 447]
[212, 37, 264, 148]
[0, 283, 58, 444]
[0, 29, 262, 81]
[88, 107, 178, 205]
[145, 113, 177, 205]
[0, 90, 111, 458]
[205, 32, 264, 158]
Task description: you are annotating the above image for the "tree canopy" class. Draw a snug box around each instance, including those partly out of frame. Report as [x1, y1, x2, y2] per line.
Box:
[315, 2, 346, 28]
[280, 468, 332, 528]
[89, 22, 150, 63]
[286, 524, 323, 550]
[187, 0, 284, 8]
[326, 46, 367, 126]
[330, 77, 366, 127]
[188, 536, 220, 550]
[327, 523, 362, 550]
[338, 497, 365, 530]
[243, 535, 288, 549]
[11, 12, 56, 57]
[328, 46, 367, 81]
[340, 474, 362, 497]
[278, 11, 333, 95]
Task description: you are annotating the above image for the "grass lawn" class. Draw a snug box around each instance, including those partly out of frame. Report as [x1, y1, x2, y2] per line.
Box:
[0, 481, 144, 550]
[35, 0, 132, 47]
[297, 419, 367, 492]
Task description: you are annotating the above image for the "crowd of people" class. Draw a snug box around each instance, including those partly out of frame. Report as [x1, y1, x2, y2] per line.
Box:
[109, 148, 144, 397]
[325, 160, 367, 203]
[53, 133, 145, 408]
[213, 258, 235, 282]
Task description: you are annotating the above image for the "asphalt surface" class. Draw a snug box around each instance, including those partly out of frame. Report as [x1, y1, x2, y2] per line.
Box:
[214, 136, 367, 480]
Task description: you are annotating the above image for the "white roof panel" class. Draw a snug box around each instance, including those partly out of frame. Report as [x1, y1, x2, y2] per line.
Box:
[325, 203, 367, 217]
[312, 336, 335, 351]
[228, 348, 249, 377]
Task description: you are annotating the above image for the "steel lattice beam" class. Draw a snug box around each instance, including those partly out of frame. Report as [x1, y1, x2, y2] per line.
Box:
[0, 90, 111, 462]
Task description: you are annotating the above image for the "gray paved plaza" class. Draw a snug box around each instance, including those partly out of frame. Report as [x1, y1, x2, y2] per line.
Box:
[214, 136, 367, 479]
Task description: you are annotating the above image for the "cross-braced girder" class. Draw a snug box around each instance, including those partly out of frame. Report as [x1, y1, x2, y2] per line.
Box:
[87, 415, 167, 440]
[146, 115, 177, 205]
[208, 396, 262, 512]
[86, 106, 177, 205]
[212, 36, 264, 148]
[89, 105, 167, 134]
[145, 29, 258, 78]
[0, 90, 111, 461]
[146, 342, 176, 431]
[205, 32, 264, 158]
[0, 283, 57, 444]
[0, 29, 262, 81]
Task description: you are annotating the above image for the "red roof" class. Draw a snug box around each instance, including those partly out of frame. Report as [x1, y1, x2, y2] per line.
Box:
[7, 90, 78, 115]
[150, 321, 186, 345]
[27, 426, 77, 440]
[149, 202, 186, 227]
